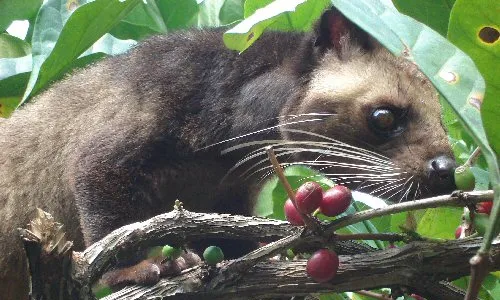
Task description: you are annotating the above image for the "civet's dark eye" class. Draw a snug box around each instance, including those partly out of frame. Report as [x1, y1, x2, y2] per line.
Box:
[368, 107, 408, 138]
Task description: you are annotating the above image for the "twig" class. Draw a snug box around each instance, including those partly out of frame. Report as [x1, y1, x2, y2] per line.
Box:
[355, 290, 391, 299]
[464, 147, 481, 167]
[465, 253, 490, 300]
[206, 231, 303, 290]
[335, 233, 406, 242]
[326, 190, 493, 233]
[265, 146, 323, 233]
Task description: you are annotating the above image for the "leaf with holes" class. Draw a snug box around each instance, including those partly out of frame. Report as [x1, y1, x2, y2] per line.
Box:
[448, 0, 500, 251]
[448, 0, 500, 159]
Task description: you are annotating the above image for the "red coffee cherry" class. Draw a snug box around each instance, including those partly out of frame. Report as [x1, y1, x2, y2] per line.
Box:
[455, 226, 463, 239]
[476, 201, 493, 215]
[295, 181, 323, 214]
[320, 185, 352, 217]
[284, 199, 304, 226]
[306, 249, 339, 283]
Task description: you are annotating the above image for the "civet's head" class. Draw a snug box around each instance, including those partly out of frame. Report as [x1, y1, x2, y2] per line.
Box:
[279, 8, 456, 201]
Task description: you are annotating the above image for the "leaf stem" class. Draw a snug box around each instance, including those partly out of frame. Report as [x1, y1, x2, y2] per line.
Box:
[352, 201, 385, 249]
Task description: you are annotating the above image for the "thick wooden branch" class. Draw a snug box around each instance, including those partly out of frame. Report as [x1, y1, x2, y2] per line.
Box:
[20, 190, 497, 300]
[71, 208, 301, 291]
[103, 238, 499, 300]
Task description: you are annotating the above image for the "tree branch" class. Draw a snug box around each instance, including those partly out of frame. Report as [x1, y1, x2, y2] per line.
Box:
[19, 190, 497, 300]
[103, 238, 499, 300]
[327, 190, 493, 232]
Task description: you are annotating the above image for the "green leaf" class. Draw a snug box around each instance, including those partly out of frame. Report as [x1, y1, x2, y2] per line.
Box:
[110, 1, 166, 40]
[454, 275, 500, 300]
[0, 34, 31, 58]
[197, 0, 246, 27]
[0, 54, 32, 116]
[448, 0, 500, 252]
[157, 0, 199, 29]
[244, 0, 329, 32]
[390, 210, 426, 234]
[224, 0, 327, 52]
[417, 207, 462, 239]
[0, 36, 127, 114]
[23, 0, 141, 101]
[219, 0, 245, 24]
[392, 0, 455, 36]
[448, 0, 500, 158]
[0, 0, 42, 32]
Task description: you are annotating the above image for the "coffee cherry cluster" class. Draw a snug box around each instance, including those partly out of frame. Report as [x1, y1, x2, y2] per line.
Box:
[455, 200, 494, 239]
[284, 182, 353, 225]
[283, 182, 352, 283]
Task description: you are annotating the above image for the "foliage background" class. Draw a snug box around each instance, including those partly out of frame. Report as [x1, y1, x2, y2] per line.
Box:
[0, 0, 498, 299]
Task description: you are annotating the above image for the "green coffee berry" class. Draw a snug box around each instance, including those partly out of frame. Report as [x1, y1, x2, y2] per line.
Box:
[203, 246, 224, 265]
[162, 245, 182, 260]
[454, 165, 475, 191]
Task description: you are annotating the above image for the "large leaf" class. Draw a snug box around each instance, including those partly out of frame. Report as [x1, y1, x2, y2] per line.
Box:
[110, 1, 166, 40]
[0, 72, 30, 117]
[417, 207, 462, 239]
[156, 0, 199, 29]
[23, 0, 141, 102]
[448, 0, 500, 158]
[447, 0, 500, 252]
[392, 0, 455, 37]
[0, 0, 42, 32]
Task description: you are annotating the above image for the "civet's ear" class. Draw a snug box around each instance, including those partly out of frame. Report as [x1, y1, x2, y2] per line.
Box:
[314, 7, 374, 56]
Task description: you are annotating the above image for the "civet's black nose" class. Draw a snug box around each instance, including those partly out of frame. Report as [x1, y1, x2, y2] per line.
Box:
[427, 155, 457, 193]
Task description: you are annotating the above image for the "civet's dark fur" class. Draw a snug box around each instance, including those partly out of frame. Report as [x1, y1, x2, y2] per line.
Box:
[0, 9, 455, 298]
